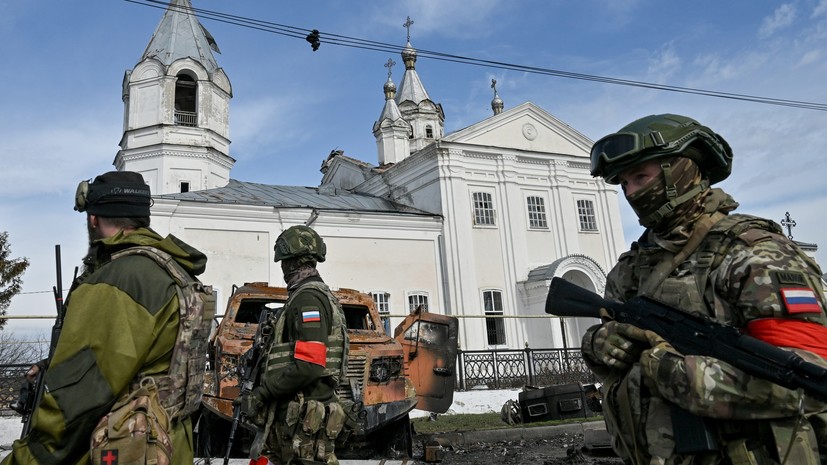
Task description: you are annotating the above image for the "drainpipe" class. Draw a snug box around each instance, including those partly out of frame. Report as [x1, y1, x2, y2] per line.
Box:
[305, 209, 319, 227]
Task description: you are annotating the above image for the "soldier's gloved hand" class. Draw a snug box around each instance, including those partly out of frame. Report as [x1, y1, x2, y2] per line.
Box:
[590, 321, 648, 370]
[639, 331, 681, 387]
[234, 387, 267, 426]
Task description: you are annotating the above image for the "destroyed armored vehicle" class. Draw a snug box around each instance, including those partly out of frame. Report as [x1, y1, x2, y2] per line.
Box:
[195, 282, 459, 459]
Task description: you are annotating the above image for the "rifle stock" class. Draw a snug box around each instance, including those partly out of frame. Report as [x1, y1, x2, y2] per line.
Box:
[545, 276, 827, 401]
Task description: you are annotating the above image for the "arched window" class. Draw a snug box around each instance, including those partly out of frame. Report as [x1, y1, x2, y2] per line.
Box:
[425, 125, 434, 138]
[174, 73, 197, 127]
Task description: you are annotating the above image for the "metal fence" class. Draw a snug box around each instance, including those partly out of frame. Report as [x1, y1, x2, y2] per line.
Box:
[457, 347, 595, 390]
[0, 364, 29, 416]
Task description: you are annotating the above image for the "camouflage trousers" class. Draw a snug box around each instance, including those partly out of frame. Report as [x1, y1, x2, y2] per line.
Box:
[603, 365, 826, 465]
[264, 393, 346, 465]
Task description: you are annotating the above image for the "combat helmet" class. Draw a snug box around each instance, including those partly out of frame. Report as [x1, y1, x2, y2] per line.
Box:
[274, 225, 327, 263]
[590, 114, 733, 185]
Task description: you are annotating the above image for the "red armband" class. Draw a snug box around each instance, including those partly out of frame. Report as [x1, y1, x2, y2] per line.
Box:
[294, 340, 327, 367]
[746, 318, 827, 359]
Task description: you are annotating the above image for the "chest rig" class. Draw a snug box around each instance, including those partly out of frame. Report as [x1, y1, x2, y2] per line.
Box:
[263, 281, 349, 386]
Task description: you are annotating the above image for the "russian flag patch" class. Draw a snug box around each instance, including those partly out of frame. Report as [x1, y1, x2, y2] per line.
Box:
[302, 310, 321, 323]
[780, 288, 821, 314]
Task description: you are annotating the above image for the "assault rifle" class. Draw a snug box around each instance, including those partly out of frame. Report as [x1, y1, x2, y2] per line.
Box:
[224, 306, 274, 465]
[14, 245, 71, 438]
[545, 277, 827, 452]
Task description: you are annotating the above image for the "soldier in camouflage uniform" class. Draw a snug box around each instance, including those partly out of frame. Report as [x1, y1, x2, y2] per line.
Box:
[582, 114, 827, 465]
[236, 225, 349, 465]
[3, 171, 210, 465]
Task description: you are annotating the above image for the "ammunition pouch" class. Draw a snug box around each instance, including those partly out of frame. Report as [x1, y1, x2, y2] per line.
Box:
[268, 393, 347, 464]
[721, 417, 823, 465]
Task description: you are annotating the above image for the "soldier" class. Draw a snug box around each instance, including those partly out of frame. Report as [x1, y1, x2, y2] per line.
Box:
[3, 171, 212, 465]
[583, 114, 827, 464]
[235, 225, 349, 465]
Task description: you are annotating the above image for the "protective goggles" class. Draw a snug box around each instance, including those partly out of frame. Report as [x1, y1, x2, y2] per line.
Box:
[590, 131, 669, 172]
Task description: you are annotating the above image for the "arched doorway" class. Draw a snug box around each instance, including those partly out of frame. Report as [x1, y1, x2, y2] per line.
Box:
[523, 255, 606, 349]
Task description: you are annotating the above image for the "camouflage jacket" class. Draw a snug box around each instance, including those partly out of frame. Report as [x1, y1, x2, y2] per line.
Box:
[588, 212, 827, 420]
[2, 228, 207, 465]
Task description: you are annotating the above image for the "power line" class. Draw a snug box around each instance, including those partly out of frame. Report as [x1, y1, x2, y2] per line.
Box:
[125, 0, 827, 111]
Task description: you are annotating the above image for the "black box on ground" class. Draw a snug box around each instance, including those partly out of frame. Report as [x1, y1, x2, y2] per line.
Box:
[518, 383, 592, 422]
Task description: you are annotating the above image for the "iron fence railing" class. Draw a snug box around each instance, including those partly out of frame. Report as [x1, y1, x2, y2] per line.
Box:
[0, 364, 30, 417]
[456, 347, 595, 390]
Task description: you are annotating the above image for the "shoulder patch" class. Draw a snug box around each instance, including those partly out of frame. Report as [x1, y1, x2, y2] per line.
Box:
[780, 287, 822, 314]
[301, 308, 321, 324]
[773, 270, 809, 287]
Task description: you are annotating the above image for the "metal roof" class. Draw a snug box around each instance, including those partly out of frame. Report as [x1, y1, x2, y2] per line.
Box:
[156, 179, 434, 216]
[141, 0, 221, 73]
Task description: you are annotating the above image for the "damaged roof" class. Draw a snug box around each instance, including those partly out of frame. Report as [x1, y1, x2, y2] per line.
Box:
[156, 179, 434, 215]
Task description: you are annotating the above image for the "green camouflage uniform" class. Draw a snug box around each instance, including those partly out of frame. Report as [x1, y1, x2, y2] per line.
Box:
[583, 190, 827, 464]
[2, 228, 207, 465]
[258, 274, 348, 465]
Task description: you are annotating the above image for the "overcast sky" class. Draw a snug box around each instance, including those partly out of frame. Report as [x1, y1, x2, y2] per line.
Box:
[2, 0, 827, 337]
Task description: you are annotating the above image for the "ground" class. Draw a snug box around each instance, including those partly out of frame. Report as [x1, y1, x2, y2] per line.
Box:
[0, 389, 624, 464]
[413, 434, 623, 465]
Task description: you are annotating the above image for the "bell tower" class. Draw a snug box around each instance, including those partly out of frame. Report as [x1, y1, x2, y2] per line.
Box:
[115, 0, 235, 195]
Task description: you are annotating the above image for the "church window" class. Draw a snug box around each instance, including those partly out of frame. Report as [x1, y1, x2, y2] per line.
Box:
[483, 290, 506, 345]
[174, 73, 197, 127]
[372, 292, 391, 336]
[577, 199, 598, 231]
[425, 125, 434, 138]
[472, 192, 496, 226]
[180, 181, 190, 193]
[526, 196, 548, 229]
[407, 293, 429, 313]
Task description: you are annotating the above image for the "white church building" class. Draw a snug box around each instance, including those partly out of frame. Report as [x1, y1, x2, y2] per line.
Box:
[119, 0, 627, 351]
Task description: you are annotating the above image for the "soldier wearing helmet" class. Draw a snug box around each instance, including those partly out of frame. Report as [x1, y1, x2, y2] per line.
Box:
[582, 114, 827, 464]
[235, 225, 349, 465]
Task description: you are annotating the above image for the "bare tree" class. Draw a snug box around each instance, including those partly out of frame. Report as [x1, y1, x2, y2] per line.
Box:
[0, 331, 48, 366]
[0, 231, 30, 330]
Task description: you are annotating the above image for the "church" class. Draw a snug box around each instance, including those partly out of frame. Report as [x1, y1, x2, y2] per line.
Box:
[117, 0, 626, 350]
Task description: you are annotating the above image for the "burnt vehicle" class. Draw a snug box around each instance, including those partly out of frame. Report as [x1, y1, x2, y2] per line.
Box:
[195, 282, 459, 459]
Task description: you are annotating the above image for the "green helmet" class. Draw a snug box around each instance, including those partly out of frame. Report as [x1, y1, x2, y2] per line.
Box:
[590, 114, 733, 185]
[274, 225, 327, 263]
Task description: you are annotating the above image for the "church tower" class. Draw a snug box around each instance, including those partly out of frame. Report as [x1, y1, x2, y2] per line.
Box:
[115, 0, 235, 195]
[395, 17, 444, 156]
[373, 58, 411, 165]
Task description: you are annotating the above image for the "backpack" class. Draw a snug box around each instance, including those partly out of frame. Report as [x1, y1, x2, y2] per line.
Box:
[111, 246, 216, 419]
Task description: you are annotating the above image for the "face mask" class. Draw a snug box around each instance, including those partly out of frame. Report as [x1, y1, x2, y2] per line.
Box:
[626, 157, 703, 229]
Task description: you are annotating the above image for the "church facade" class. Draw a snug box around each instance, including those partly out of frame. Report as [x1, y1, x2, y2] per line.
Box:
[120, 0, 626, 350]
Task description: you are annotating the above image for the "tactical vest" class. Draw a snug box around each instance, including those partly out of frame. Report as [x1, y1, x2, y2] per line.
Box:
[110, 246, 216, 420]
[625, 213, 827, 325]
[263, 281, 348, 386]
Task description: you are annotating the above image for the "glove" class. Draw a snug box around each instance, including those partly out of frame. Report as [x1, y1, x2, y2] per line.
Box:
[233, 387, 267, 426]
[590, 321, 649, 370]
[639, 331, 681, 384]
